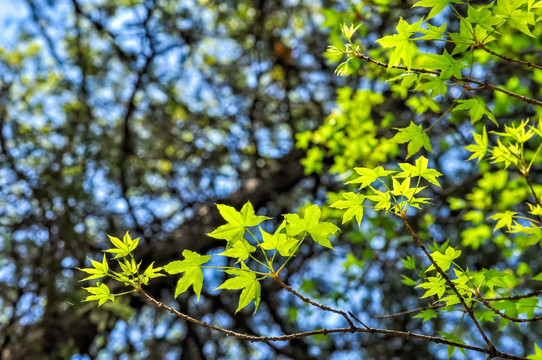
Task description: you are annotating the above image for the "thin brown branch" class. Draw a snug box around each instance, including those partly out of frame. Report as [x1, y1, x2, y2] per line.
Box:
[348, 311, 371, 330]
[373, 290, 542, 319]
[476, 43, 542, 71]
[136, 288, 526, 359]
[273, 276, 355, 329]
[523, 173, 542, 208]
[485, 290, 542, 302]
[352, 52, 542, 108]
[402, 216, 496, 356]
[476, 294, 542, 323]
[372, 304, 446, 319]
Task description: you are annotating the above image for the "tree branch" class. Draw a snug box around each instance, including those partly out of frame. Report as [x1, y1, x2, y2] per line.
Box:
[352, 52, 542, 107]
[273, 275, 355, 329]
[476, 43, 542, 71]
[476, 294, 542, 323]
[136, 288, 526, 360]
[372, 290, 542, 319]
[401, 216, 496, 356]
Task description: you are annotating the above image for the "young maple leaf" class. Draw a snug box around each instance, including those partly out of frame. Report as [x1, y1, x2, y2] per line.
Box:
[424, 50, 463, 80]
[216, 262, 261, 314]
[426, 246, 462, 272]
[376, 17, 423, 69]
[83, 282, 115, 307]
[390, 122, 432, 159]
[454, 98, 496, 125]
[412, 0, 463, 20]
[207, 201, 270, 247]
[140, 262, 165, 285]
[330, 192, 365, 226]
[347, 166, 395, 189]
[488, 211, 518, 232]
[164, 250, 212, 300]
[397, 156, 442, 187]
[259, 222, 298, 257]
[218, 239, 256, 263]
[104, 231, 139, 259]
[78, 254, 109, 281]
[465, 126, 488, 163]
[494, 0, 536, 38]
[527, 343, 542, 360]
[284, 205, 340, 249]
[465, 3, 502, 32]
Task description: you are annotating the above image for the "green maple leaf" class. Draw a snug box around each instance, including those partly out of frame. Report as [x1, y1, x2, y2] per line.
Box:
[216, 262, 261, 314]
[259, 222, 298, 257]
[140, 262, 165, 285]
[284, 204, 340, 249]
[207, 202, 270, 247]
[164, 250, 212, 300]
[482, 268, 509, 291]
[465, 126, 488, 163]
[347, 166, 395, 189]
[474, 309, 499, 323]
[397, 156, 443, 187]
[218, 239, 256, 263]
[488, 211, 518, 231]
[391, 177, 425, 199]
[449, 18, 475, 55]
[416, 75, 448, 98]
[416, 22, 447, 41]
[78, 254, 109, 281]
[104, 231, 139, 259]
[517, 297, 538, 318]
[438, 332, 466, 358]
[330, 192, 365, 226]
[494, 300, 519, 329]
[412, 0, 463, 19]
[413, 309, 438, 322]
[118, 257, 140, 277]
[495, 0, 536, 37]
[390, 122, 432, 159]
[376, 17, 423, 69]
[416, 275, 447, 298]
[83, 282, 115, 307]
[528, 203, 542, 216]
[454, 97, 496, 125]
[424, 50, 463, 80]
[465, 4, 503, 32]
[527, 343, 542, 360]
[427, 246, 461, 272]
[366, 187, 392, 211]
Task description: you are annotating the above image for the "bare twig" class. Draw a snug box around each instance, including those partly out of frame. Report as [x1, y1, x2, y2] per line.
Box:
[486, 290, 542, 302]
[476, 43, 542, 71]
[523, 173, 542, 208]
[136, 288, 526, 359]
[372, 304, 445, 319]
[373, 290, 542, 319]
[273, 275, 355, 329]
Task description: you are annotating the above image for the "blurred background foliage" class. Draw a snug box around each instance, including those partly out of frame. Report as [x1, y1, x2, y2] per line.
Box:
[0, 0, 541, 359]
